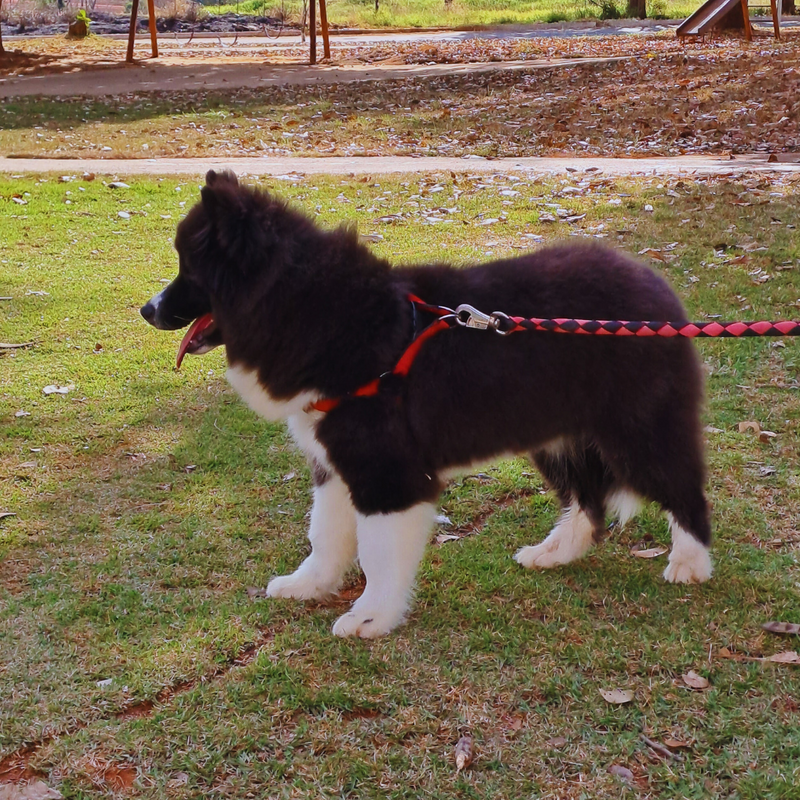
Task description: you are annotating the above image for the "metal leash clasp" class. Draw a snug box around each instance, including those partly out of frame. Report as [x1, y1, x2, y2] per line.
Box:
[455, 305, 513, 335]
[456, 304, 492, 330]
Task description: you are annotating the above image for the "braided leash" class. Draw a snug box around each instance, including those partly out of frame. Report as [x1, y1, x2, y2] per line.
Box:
[309, 298, 799, 413]
[454, 305, 800, 338]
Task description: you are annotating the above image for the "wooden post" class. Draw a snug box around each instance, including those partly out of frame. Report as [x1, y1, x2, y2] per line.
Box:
[147, 0, 159, 56]
[309, 0, 316, 64]
[319, 0, 330, 60]
[770, 0, 781, 38]
[126, 0, 140, 62]
[740, 0, 752, 40]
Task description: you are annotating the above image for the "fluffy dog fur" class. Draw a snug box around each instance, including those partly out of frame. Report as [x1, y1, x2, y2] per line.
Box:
[141, 170, 712, 638]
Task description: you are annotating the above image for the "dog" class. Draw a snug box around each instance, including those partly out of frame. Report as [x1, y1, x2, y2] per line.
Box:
[141, 170, 712, 638]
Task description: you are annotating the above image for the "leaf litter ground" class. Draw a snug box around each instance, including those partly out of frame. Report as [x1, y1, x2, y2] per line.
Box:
[1, 33, 799, 160]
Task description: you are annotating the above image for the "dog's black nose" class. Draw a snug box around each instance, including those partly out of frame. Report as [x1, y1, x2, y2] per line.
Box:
[140, 302, 156, 324]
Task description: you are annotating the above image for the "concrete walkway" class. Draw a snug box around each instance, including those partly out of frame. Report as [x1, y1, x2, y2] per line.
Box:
[2, 153, 799, 178]
[0, 56, 624, 99]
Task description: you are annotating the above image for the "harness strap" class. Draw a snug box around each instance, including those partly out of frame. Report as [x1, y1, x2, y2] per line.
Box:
[309, 295, 455, 413]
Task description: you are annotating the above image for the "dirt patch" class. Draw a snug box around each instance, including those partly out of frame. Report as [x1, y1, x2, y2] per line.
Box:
[0, 747, 41, 783]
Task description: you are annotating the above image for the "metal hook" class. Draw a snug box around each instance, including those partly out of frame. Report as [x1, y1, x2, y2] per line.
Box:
[455, 304, 493, 330]
[455, 305, 514, 334]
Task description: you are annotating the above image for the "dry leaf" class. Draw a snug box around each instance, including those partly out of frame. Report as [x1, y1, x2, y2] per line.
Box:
[632, 546, 668, 559]
[42, 384, 73, 395]
[638, 247, 667, 262]
[546, 736, 568, 748]
[0, 512, 16, 521]
[682, 670, 710, 690]
[599, 688, 634, 704]
[0, 782, 63, 800]
[766, 651, 800, 664]
[762, 621, 800, 636]
[758, 431, 778, 442]
[608, 764, 634, 783]
[455, 734, 474, 772]
[738, 421, 761, 434]
[663, 737, 693, 749]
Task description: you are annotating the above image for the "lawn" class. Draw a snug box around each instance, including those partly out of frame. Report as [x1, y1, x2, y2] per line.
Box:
[1, 170, 799, 798]
[204, 0, 698, 28]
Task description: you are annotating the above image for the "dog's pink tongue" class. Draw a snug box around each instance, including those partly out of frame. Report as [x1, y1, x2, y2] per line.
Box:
[176, 313, 215, 369]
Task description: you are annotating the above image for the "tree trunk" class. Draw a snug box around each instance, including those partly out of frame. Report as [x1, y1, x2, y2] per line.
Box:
[626, 0, 647, 18]
[0, 0, 5, 55]
[783, 0, 795, 14]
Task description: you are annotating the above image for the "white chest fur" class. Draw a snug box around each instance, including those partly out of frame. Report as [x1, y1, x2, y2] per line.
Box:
[226, 364, 317, 422]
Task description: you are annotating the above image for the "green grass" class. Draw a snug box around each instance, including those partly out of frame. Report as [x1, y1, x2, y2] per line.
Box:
[203, 0, 696, 28]
[1, 171, 799, 798]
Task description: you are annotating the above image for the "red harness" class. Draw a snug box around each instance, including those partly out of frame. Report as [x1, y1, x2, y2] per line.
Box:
[309, 295, 456, 412]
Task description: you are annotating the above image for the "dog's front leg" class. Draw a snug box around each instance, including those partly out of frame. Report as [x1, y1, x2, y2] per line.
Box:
[332, 502, 437, 638]
[267, 474, 357, 600]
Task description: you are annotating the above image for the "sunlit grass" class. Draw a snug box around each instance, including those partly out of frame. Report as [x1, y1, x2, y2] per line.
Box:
[1, 171, 799, 798]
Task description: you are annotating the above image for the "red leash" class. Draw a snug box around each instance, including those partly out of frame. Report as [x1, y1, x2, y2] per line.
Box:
[309, 299, 800, 413]
[454, 305, 800, 338]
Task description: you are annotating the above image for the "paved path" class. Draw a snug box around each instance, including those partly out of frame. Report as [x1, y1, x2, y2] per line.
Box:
[2, 153, 799, 178]
[0, 55, 624, 99]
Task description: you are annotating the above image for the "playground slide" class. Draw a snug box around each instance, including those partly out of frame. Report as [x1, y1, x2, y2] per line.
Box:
[676, 0, 745, 35]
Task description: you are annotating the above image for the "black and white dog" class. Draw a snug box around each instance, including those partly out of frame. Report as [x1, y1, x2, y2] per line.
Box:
[141, 170, 712, 638]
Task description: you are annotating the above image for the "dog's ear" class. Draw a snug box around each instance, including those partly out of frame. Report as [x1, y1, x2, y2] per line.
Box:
[204, 169, 239, 189]
[200, 171, 256, 256]
[196, 175, 282, 294]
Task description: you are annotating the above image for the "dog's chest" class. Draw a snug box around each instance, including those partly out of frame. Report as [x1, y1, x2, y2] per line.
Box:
[226, 364, 316, 422]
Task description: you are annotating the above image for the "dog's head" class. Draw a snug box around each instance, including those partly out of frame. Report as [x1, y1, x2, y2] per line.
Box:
[140, 170, 294, 367]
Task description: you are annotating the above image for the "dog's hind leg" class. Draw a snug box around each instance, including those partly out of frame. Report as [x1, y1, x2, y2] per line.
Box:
[332, 502, 437, 638]
[515, 443, 612, 570]
[267, 474, 357, 600]
[598, 412, 712, 584]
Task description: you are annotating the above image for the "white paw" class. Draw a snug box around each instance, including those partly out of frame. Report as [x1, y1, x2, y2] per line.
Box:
[514, 542, 569, 569]
[266, 570, 339, 601]
[332, 607, 405, 638]
[663, 546, 713, 584]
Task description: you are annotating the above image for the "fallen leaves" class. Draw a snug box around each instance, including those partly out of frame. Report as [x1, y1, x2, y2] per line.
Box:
[42, 384, 73, 395]
[762, 621, 800, 636]
[682, 670, 710, 690]
[0, 782, 63, 800]
[608, 764, 634, 783]
[642, 735, 685, 762]
[766, 651, 800, 664]
[631, 545, 668, 559]
[738, 420, 761, 433]
[599, 688, 634, 705]
[4, 35, 800, 161]
[454, 734, 474, 772]
[719, 647, 800, 665]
